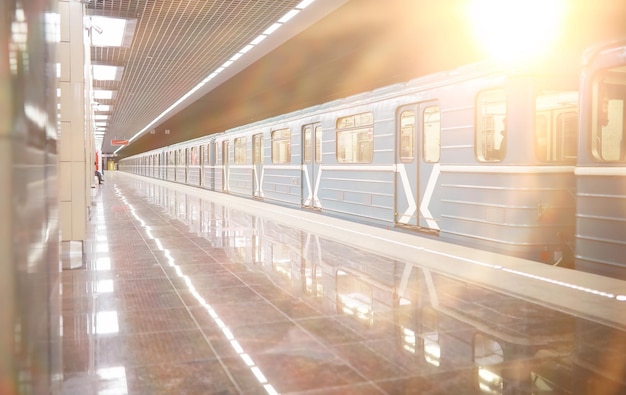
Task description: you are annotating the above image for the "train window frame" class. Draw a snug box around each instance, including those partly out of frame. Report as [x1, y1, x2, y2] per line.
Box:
[476, 89, 507, 162]
[423, 105, 441, 163]
[234, 137, 247, 164]
[271, 128, 291, 164]
[591, 69, 626, 162]
[336, 112, 374, 164]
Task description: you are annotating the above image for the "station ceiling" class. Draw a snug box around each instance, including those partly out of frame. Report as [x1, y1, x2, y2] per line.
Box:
[88, 0, 626, 158]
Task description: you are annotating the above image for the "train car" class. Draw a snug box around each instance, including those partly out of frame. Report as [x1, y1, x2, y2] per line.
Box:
[119, 60, 579, 267]
[575, 38, 626, 280]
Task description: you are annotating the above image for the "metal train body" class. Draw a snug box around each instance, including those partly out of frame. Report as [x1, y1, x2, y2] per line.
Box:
[121, 60, 581, 270]
[575, 40, 626, 280]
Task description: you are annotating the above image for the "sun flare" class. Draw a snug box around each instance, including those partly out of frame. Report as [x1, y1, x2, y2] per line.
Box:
[467, 0, 565, 64]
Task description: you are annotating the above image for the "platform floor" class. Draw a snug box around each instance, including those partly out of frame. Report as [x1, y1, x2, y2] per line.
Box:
[59, 171, 626, 395]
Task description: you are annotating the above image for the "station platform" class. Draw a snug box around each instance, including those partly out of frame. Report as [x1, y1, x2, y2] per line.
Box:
[60, 171, 626, 394]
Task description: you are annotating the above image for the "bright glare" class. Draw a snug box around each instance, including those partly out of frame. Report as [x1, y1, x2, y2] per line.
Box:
[467, 0, 565, 63]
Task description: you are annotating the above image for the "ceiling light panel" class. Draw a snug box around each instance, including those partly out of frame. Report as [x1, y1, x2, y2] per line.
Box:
[92, 65, 124, 81]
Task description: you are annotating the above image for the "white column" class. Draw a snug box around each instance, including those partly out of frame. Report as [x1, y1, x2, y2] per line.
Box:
[58, 0, 93, 245]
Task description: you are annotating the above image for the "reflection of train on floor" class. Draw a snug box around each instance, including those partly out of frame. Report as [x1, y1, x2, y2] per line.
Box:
[120, 38, 626, 280]
[132, 180, 625, 394]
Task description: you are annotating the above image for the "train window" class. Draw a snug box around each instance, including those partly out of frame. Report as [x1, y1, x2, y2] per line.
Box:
[303, 124, 322, 164]
[535, 91, 578, 162]
[178, 149, 186, 166]
[400, 110, 415, 163]
[476, 89, 506, 162]
[303, 125, 312, 164]
[337, 112, 374, 163]
[190, 146, 199, 165]
[271, 128, 291, 164]
[253, 134, 263, 164]
[234, 137, 246, 164]
[592, 70, 626, 162]
[222, 140, 229, 164]
[315, 124, 322, 163]
[423, 105, 441, 162]
[204, 144, 210, 164]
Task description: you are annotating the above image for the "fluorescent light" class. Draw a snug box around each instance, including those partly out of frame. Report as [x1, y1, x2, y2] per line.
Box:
[251, 34, 266, 45]
[95, 122, 108, 127]
[94, 114, 109, 120]
[296, 0, 315, 9]
[263, 23, 282, 35]
[229, 53, 243, 62]
[279, 10, 299, 23]
[239, 44, 254, 54]
[92, 65, 123, 81]
[95, 104, 111, 112]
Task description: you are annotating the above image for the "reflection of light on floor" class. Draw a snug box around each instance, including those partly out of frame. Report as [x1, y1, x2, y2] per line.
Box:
[478, 366, 502, 394]
[116, 186, 278, 394]
[95, 257, 111, 271]
[424, 339, 440, 367]
[97, 366, 128, 395]
[339, 293, 373, 324]
[95, 279, 114, 293]
[401, 326, 416, 354]
[94, 311, 119, 335]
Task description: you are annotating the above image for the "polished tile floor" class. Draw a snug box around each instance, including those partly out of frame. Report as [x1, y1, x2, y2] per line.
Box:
[60, 172, 626, 394]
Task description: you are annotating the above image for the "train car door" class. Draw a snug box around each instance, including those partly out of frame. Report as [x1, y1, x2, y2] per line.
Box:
[301, 123, 322, 209]
[395, 102, 440, 231]
[253, 133, 263, 198]
[222, 140, 230, 192]
[209, 142, 216, 191]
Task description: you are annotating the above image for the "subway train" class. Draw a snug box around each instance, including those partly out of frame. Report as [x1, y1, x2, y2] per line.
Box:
[119, 38, 626, 280]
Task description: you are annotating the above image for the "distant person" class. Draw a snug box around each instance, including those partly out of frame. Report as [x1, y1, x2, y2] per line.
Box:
[95, 162, 103, 184]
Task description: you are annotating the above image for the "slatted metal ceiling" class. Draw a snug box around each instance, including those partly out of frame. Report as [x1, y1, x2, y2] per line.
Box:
[87, 0, 307, 153]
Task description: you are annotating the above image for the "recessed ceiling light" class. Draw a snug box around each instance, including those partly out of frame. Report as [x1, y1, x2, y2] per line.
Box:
[95, 104, 111, 112]
[89, 16, 136, 47]
[93, 90, 115, 100]
[92, 65, 123, 81]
